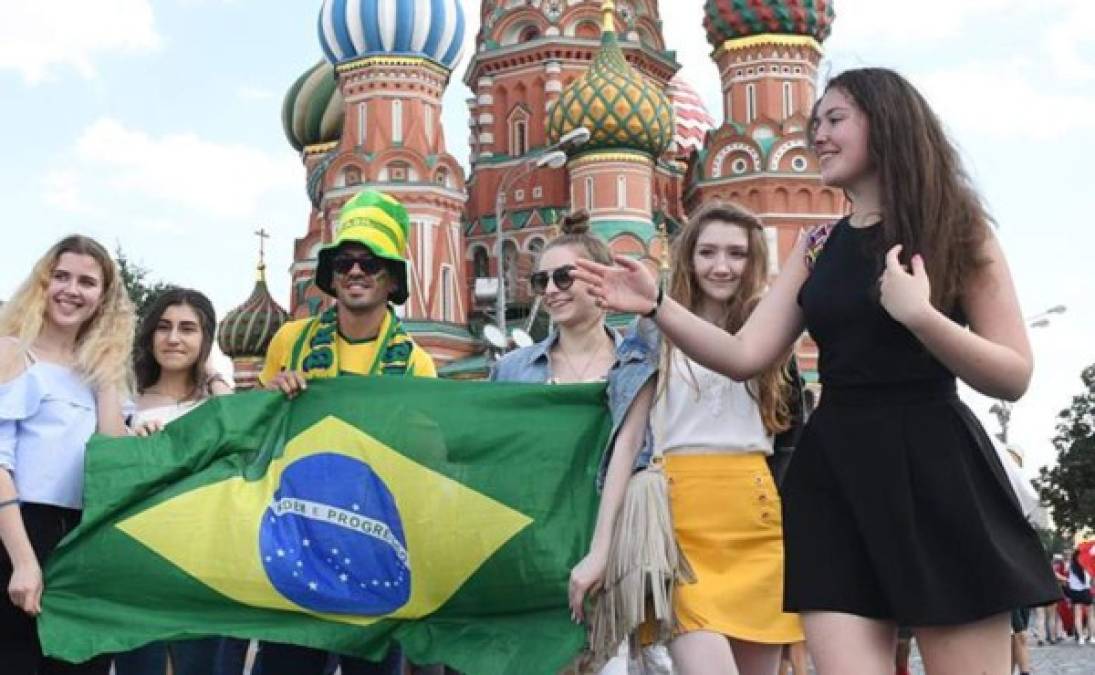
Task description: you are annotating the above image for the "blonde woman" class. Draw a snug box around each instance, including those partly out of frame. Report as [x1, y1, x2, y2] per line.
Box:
[0, 235, 133, 674]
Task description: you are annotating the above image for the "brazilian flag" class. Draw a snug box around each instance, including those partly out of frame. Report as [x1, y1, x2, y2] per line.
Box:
[40, 377, 610, 674]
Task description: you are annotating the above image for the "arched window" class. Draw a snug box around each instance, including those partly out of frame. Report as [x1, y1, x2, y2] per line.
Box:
[473, 247, 490, 278]
[782, 82, 793, 119]
[441, 265, 455, 322]
[388, 161, 410, 183]
[746, 84, 757, 124]
[585, 177, 594, 210]
[342, 166, 361, 186]
[508, 107, 530, 158]
[357, 104, 367, 145]
[392, 99, 403, 144]
[502, 240, 518, 300]
[617, 175, 627, 208]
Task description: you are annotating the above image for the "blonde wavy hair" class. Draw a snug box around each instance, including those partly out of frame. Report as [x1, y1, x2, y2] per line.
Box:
[0, 235, 135, 391]
[663, 202, 792, 434]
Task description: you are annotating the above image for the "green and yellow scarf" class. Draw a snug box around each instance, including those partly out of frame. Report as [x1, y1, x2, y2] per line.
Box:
[288, 306, 415, 378]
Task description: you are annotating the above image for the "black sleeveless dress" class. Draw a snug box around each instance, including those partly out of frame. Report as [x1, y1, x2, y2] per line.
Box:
[783, 217, 1059, 626]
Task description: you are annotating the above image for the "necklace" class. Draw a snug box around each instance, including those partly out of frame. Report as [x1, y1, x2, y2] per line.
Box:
[553, 334, 612, 384]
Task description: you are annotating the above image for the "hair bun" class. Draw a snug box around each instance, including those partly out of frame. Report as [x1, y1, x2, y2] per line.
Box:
[560, 210, 591, 235]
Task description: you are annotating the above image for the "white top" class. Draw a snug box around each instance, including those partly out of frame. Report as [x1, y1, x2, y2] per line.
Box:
[130, 399, 205, 429]
[654, 351, 772, 455]
[1068, 565, 1091, 592]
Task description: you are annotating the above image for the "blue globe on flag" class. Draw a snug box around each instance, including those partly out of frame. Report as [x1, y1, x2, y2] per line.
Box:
[259, 453, 411, 615]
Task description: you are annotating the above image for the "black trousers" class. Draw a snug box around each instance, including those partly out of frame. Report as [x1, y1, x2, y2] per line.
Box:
[0, 503, 111, 675]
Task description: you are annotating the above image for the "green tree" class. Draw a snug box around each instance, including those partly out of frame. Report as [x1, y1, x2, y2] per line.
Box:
[1035, 364, 1095, 536]
[115, 246, 172, 321]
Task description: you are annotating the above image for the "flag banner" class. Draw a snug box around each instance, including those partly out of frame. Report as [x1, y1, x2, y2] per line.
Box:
[40, 377, 610, 674]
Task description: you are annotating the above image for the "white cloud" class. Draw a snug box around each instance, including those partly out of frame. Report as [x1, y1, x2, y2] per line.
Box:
[69, 118, 300, 219]
[1043, 2, 1095, 82]
[0, 0, 162, 83]
[910, 59, 1095, 141]
[829, 0, 1028, 44]
[237, 86, 275, 102]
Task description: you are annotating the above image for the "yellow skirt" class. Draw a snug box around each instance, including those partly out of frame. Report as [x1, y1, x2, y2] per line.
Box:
[666, 452, 803, 644]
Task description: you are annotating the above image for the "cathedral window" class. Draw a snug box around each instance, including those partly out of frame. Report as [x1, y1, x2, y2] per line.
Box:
[508, 106, 530, 158]
[782, 82, 793, 119]
[441, 265, 455, 322]
[746, 84, 757, 124]
[392, 99, 403, 144]
[473, 247, 490, 279]
[617, 176, 627, 208]
[342, 166, 362, 186]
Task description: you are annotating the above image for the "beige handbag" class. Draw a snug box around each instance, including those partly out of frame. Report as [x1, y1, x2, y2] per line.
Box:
[586, 364, 695, 669]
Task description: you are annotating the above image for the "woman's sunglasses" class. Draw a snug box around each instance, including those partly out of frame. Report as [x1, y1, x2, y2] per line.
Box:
[530, 265, 576, 295]
[332, 255, 385, 276]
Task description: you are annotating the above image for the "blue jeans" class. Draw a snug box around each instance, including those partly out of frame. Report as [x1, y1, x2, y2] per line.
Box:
[114, 638, 238, 675]
[254, 642, 402, 675]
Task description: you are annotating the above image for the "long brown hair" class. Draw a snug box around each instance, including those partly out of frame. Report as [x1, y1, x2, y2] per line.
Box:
[664, 202, 792, 434]
[808, 68, 989, 313]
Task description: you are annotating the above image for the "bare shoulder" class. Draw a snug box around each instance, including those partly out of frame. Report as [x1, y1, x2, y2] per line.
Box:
[0, 336, 28, 384]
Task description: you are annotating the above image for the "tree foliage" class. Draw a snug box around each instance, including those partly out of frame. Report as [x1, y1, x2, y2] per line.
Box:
[114, 246, 172, 322]
[1035, 364, 1095, 536]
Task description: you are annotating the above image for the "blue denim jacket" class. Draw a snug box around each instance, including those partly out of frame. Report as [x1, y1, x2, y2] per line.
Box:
[489, 322, 657, 490]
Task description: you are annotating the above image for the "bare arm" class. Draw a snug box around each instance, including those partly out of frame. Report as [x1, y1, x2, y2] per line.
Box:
[0, 470, 41, 615]
[568, 378, 655, 621]
[573, 233, 811, 380]
[95, 384, 128, 437]
[879, 235, 1032, 401]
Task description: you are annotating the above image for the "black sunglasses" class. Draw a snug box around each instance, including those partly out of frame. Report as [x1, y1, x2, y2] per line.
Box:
[332, 255, 385, 276]
[530, 265, 576, 295]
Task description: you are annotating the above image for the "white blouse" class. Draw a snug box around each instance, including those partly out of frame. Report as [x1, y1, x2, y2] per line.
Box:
[654, 351, 772, 456]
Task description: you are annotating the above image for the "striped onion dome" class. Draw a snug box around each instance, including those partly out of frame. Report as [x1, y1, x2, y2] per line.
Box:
[317, 0, 467, 71]
[218, 264, 289, 358]
[703, 0, 835, 49]
[282, 61, 344, 152]
[546, 1, 673, 158]
[668, 75, 715, 155]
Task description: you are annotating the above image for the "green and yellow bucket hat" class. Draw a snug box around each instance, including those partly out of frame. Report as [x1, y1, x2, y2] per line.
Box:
[315, 189, 410, 304]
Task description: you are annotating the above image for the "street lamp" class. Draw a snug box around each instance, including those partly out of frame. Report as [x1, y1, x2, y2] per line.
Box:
[989, 305, 1068, 443]
[493, 127, 589, 333]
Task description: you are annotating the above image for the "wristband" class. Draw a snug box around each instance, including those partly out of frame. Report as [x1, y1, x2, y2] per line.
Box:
[642, 287, 664, 319]
[0, 498, 20, 511]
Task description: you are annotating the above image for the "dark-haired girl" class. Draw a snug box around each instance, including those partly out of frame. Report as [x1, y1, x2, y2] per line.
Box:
[113, 288, 233, 675]
[574, 67, 1059, 673]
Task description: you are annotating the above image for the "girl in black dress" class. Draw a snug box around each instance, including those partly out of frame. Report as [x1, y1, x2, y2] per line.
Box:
[573, 67, 1059, 674]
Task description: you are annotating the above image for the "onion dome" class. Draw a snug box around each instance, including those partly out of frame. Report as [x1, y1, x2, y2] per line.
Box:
[668, 74, 715, 155]
[218, 261, 289, 359]
[703, 0, 836, 49]
[282, 61, 344, 153]
[317, 0, 466, 71]
[546, 1, 673, 158]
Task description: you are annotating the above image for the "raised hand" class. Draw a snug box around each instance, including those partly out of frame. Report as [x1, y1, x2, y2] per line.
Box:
[879, 244, 932, 328]
[572, 255, 659, 315]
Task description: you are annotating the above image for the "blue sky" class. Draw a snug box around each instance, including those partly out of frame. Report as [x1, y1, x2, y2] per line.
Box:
[0, 0, 1090, 478]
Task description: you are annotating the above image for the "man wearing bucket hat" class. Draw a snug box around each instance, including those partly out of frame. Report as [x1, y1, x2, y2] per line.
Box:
[259, 188, 436, 396]
[255, 189, 435, 675]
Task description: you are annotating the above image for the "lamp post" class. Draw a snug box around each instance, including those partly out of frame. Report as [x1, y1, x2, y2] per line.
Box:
[493, 127, 590, 333]
[989, 305, 1067, 443]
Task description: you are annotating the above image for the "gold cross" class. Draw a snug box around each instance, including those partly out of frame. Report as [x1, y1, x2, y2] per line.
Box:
[254, 227, 270, 266]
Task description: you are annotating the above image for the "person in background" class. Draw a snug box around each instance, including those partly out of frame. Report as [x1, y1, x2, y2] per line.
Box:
[1066, 548, 1093, 644]
[0, 235, 133, 674]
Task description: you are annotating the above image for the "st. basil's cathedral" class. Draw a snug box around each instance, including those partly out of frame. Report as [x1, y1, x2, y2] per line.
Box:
[217, 0, 844, 388]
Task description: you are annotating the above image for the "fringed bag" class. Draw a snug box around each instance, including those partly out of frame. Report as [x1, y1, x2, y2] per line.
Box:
[585, 367, 694, 672]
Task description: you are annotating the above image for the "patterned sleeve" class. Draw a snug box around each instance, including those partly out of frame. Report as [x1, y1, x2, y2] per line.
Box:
[409, 345, 438, 379]
[804, 221, 836, 271]
[257, 324, 295, 387]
